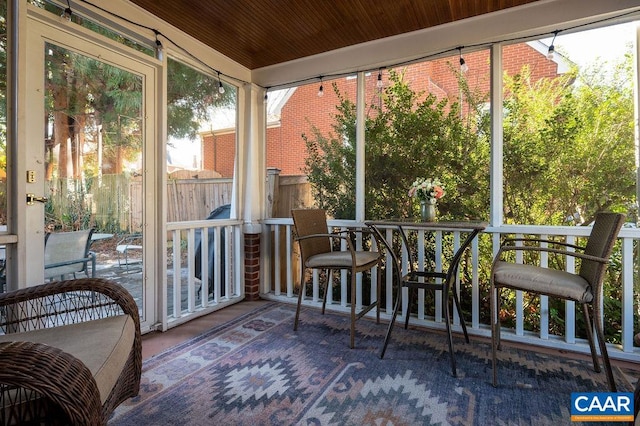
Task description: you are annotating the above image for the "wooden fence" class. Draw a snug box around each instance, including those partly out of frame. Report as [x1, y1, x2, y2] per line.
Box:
[266, 169, 314, 218]
[48, 175, 233, 232]
[0, 168, 307, 229]
[47, 170, 309, 232]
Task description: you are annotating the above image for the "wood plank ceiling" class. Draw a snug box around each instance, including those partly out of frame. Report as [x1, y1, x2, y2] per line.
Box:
[129, 0, 542, 70]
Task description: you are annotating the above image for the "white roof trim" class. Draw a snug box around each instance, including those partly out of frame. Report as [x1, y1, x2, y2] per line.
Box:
[526, 40, 573, 74]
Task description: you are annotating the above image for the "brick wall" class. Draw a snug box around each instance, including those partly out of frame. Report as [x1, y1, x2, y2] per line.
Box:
[243, 233, 260, 300]
[202, 131, 236, 177]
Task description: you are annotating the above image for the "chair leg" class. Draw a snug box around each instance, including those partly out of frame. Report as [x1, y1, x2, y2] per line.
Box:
[293, 269, 306, 331]
[451, 285, 469, 343]
[442, 286, 457, 377]
[491, 283, 500, 387]
[380, 283, 403, 358]
[350, 271, 356, 349]
[592, 302, 617, 392]
[404, 288, 412, 330]
[376, 265, 381, 324]
[581, 304, 601, 373]
[322, 269, 331, 315]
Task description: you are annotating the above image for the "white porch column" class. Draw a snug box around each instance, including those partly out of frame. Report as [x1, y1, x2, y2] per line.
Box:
[236, 83, 266, 300]
[236, 83, 266, 227]
[490, 44, 504, 227]
[355, 72, 366, 222]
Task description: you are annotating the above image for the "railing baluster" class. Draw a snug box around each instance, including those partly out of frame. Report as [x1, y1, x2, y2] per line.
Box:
[187, 229, 196, 312]
[515, 234, 524, 337]
[539, 235, 548, 340]
[434, 230, 443, 323]
[274, 225, 281, 296]
[417, 229, 425, 321]
[471, 233, 480, 329]
[200, 227, 209, 306]
[565, 235, 576, 344]
[384, 227, 394, 314]
[452, 231, 460, 326]
[172, 229, 181, 319]
[622, 237, 634, 352]
[285, 225, 292, 297]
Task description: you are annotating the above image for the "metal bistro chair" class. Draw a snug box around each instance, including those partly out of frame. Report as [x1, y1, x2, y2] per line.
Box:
[44, 229, 96, 281]
[490, 212, 625, 392]
[292, 209, 382, 349]
[116, 233, 143, 272]
[369, 223, 480, 377]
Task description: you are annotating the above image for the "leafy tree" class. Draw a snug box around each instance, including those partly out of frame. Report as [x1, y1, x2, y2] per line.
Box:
[167, 58, 234, 142]
[503, 60, 635, 226]
[303, 69, 491, 221]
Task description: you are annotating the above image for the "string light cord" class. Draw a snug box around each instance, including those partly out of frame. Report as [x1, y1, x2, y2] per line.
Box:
[266, 7, 640, 91]
[77, 0, 249, 88]
[73, 1, 640, 93]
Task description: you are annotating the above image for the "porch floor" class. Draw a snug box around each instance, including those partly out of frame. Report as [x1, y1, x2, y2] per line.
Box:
[139, 298, 640, 382]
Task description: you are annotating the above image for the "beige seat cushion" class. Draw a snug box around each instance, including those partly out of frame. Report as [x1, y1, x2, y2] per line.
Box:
[0, 315, 135, 403]
[307, 251, 379, 268]
[493, 260, 593, 303]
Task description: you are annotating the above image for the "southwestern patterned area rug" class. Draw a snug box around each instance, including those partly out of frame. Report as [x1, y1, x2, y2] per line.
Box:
[109, 302, 635, 425]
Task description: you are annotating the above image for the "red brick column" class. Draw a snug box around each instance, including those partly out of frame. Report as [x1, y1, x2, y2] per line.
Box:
[244, 233, 261, 300]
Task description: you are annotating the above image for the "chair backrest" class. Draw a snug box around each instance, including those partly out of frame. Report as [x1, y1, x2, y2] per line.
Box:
[291, 209, 332, 263]
[44, 229, 94, 278]
[579, 212, 625, 286]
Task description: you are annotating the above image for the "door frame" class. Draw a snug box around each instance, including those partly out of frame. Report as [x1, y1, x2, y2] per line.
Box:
[21, 6, 163, 332]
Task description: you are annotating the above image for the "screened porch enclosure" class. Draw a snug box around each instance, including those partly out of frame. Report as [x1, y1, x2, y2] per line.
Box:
[3, 1, 640, 366]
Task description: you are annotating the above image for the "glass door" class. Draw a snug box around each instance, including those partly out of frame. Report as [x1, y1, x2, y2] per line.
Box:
[25, 10, 159, 331]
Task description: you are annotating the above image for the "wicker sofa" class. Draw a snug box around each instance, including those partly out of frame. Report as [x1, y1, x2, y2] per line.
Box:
[0, 278, 141, 425]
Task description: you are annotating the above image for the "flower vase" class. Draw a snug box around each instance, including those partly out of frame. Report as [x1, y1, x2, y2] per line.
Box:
[420, 199, 437, 222]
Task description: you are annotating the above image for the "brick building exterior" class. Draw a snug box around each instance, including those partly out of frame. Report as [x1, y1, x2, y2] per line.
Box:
[202, 42, 565, 177]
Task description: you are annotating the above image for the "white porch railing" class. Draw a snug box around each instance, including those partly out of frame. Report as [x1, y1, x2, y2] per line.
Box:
[261, 218, 640, 363]
[164, 219, 244, 329]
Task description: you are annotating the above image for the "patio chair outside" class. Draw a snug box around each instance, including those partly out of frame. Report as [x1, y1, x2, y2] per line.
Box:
[44, 229, 96, 281]
[292, 208, 382, 349]
[116, 234, 142, 272]
[490, 212, 625, 392]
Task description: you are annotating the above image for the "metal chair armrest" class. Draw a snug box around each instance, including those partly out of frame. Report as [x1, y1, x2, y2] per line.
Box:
[497, 244, 608, 264]
[501, 237, 585, 251]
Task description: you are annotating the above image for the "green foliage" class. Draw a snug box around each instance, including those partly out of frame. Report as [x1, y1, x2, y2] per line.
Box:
[503, 62, 635, 225]
[167, 59, 235, 142]
[303, 70, 491, 220]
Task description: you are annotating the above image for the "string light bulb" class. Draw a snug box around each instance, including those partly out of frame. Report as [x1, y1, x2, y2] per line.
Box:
[458, 48, 469, 73]
[547, 30, 559, 60]
[318, 77, 324, 97]
[377, 69, 384, 88]
[154, 30, 163, 59]
[217, 72, 225, 94]
[61, 0, 72, 21]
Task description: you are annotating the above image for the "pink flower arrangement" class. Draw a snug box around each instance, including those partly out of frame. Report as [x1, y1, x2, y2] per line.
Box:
[408, 177, 445, 203]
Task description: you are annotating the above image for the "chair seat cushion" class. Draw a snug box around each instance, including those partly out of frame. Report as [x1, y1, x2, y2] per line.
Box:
[0, 315, 135, 404]
[307, 251, 379, 269]
[493, 261, 593, 303]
